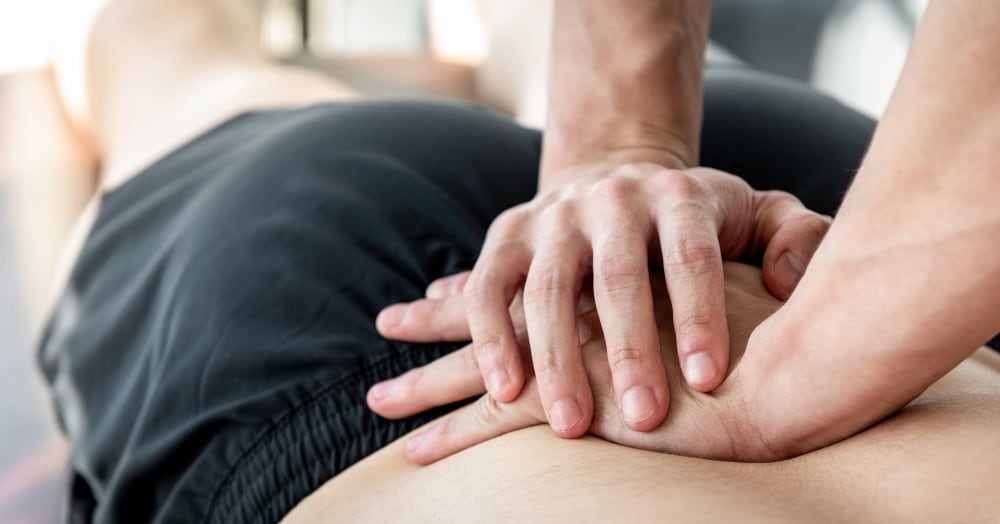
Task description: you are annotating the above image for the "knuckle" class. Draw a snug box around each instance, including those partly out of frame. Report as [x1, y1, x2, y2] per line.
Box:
[677, 313, 714, 334]
[588, 175, 638, 207]
[488, 208, 530, 240]
[425, 278, 449, 297]
[408, 300, 437, 322]
[665, 196, 713, 223]
[596, 254, 645, 295]
[539, 199, 577, 228]
[522, 271, 573, 308]
[654, 169, 703, 199]
[801, 212, 833, 238]
[609, 346, 647, 373]
[472, 394, 505, 427]
[473, 334, 505, 359]
[665, 237, 721, 275]
[463, 270, 505, 305]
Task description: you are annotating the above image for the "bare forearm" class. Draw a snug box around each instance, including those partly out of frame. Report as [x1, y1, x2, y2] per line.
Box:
[744, 0, 1000, 455]
[540, 0, 712, 187]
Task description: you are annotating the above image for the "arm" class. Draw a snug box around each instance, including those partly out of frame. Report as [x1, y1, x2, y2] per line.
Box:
[743, 0, 1000, 457]
[378, 1, 832, 441]
[540, 0, 711, 180]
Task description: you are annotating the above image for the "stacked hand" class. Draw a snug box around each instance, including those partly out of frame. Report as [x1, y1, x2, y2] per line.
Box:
[369, 263, 787, 464]
[374, 163, 831, 439]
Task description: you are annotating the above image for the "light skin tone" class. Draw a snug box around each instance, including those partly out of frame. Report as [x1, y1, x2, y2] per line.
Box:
[739, 0, 1000, 456]
[44, 0, 357, 299]
[373, 263, 779, 462]
[50, 0, 357, 194]
[376, 0, 833, 440]
[373, 0, 1000, 460]
[292, 264, 1000, 522]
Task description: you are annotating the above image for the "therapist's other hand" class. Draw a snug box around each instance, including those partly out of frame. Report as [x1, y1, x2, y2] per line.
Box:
[371, 263, 787, 464]
[377, 164, 830, 438]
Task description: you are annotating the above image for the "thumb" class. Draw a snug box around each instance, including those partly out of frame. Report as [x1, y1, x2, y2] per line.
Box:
[752, 190, 832, 300]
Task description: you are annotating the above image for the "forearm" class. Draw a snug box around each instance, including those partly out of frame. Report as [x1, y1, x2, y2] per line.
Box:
[743, 0, 1000, 455]
[540, 0, 712, 187]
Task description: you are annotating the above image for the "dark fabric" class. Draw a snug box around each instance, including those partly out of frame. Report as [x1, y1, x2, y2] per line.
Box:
[700, 66, 876, 216]
[39, 68, 879, 524]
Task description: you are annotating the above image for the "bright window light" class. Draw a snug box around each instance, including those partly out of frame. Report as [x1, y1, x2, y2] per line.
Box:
[0, 0, 53, 73]
[428, 0, 488, 65]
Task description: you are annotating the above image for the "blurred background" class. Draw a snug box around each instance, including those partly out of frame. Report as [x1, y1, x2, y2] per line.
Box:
[0, 0, 927, 521]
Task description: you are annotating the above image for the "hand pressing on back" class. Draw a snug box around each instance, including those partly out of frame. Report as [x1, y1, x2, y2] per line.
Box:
[376, 165, 829, 438]
[377, 0, 832, 439]
[370, 262, 793, 464]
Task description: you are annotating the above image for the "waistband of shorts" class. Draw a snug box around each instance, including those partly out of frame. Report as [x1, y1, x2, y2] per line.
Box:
[200, 341, 468, 524]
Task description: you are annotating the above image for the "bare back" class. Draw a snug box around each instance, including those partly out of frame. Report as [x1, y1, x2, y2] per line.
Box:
[286, 348, 1000, 523]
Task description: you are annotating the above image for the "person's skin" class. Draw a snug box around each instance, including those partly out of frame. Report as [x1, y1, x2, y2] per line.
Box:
[0, 69, 98, 328]
[292, 264, 1000, 522]
[373, 0, 1000, 461]
[45, 0, 357, 296]
[50, 0, 356, 194]
[376, 0, 834, 440]
[734, 0, 1000, 458]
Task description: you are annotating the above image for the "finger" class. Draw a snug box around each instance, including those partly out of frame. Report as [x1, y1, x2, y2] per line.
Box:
[657, 196, 729, 393]
[425, 271, 472, 299]
[464, 218, 533, 403]
[404, 382, 545, 465]
[367, 343, 484, 419]
[522, 225, 593, 438]
[376, 295, 472, 342]
[591, 214, 668, 432]
[752, 191, 832, 300]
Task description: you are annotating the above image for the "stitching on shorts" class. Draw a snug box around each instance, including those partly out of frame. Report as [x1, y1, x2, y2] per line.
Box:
[199, 340, 461, 524]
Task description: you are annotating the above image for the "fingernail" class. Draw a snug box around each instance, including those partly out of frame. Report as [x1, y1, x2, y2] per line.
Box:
[369, 380, 392, 402]
[683, 353, 717, 388]
[548, 399, 583, 432]
[487, 368, 509, 395]
[406, 432, 426, 452]
[776, 251, 807, 292]
[377, 305, 407, 328]
[622, 386, 657, 424]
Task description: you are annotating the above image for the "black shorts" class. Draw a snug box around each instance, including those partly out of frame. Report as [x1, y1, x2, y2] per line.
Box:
[39, 68, 876, 523]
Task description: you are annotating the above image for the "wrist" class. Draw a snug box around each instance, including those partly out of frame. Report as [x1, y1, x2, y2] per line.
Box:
[542, 0, 710, 187]
[540, 124, 694, 189]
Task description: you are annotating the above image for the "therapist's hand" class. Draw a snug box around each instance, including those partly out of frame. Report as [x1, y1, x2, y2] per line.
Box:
[371, 263, 788, 464]
[377, 164, 830, 438]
